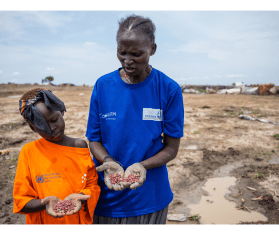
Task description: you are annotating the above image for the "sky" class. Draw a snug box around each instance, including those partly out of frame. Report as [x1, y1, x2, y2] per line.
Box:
[1, 2, 279, 86]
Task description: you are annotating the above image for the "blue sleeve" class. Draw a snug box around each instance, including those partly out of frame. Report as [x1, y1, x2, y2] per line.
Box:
[163, 87, 184, 138]
[86, 81, 101, 142]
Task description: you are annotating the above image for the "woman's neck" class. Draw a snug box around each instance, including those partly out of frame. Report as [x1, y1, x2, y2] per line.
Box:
[121, 65, 152, 84]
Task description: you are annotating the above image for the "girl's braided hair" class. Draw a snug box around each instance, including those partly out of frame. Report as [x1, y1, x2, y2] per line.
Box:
[117, 14, 156, 44]
[20, 88, 45, 100]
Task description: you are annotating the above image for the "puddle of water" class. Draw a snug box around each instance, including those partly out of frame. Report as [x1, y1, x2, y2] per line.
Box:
[188, 177, 268, 224]
[186, 145, 199, 150]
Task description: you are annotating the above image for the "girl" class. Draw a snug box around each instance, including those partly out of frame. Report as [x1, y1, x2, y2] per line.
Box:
[13, 88, 100, 224]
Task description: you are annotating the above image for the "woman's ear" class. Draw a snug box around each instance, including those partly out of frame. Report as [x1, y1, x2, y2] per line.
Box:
[151, 43, 157, 56]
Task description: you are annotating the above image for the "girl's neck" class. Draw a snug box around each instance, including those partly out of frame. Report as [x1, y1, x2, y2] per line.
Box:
[46, 134, 72, 147]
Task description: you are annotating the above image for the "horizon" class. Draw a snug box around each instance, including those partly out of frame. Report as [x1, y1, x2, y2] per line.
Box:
[1, 6, 279, 87]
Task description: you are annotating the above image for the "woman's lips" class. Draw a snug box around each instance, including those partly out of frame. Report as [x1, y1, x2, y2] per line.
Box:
[125, 67, 136, 73]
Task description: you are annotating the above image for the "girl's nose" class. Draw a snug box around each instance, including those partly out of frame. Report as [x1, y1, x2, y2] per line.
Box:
[49, 124, 56, 133]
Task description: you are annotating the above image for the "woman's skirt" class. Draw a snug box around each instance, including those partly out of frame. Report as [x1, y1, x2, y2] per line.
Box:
[93, 206, 168, 224]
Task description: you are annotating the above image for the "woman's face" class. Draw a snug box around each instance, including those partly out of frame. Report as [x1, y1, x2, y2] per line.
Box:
[117, 31, 156, 78]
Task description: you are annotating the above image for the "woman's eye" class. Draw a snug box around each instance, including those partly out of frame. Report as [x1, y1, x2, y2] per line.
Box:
[132, 53, 141, 57]
[118, 51, 126, 56]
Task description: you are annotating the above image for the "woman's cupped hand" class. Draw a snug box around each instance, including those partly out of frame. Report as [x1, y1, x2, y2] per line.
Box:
[96, 161, 125, 191]
[121, 163, 147, 190]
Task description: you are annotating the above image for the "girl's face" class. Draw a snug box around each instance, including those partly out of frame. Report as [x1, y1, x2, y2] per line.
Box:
[29, 102, 65, 143]
[117, 31, 156, 78]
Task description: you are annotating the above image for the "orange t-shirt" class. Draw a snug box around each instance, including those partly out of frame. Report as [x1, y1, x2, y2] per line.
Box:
[13, 138, 100, 224]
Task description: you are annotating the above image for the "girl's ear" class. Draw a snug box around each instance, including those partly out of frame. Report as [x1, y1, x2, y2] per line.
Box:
[61, 111, 64, 116]
[151, 43, 157, 56]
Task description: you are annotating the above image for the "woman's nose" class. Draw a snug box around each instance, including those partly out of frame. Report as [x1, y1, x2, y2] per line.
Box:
[124, 57, 133, 65]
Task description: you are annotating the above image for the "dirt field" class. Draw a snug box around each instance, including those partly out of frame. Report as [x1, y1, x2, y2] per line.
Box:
[0, 84, 279, 224]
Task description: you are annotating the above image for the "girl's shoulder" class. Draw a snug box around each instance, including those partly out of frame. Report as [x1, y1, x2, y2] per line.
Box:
[73, 138, 88, 148]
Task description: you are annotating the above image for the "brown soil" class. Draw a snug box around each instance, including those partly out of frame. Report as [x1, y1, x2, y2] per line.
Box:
[0, 84, 279, 224]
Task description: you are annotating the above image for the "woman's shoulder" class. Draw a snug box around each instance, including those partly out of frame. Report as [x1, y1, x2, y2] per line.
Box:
[153, 68, 181, 92]
[97, 69, 119, 82]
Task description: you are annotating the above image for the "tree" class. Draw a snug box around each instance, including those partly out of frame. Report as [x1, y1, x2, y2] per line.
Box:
[42, 76, 54, 84]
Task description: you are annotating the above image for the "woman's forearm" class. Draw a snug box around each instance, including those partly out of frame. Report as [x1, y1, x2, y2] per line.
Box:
[89, 141, 113, 164]
[140, 134, 180, 170]
[21, 199, 45, 213]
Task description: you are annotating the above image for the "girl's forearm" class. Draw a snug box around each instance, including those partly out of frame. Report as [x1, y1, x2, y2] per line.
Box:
[21, 199, 46, 213]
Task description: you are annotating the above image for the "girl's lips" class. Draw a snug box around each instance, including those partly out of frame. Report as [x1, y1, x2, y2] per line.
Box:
[52, 131, 61, 139]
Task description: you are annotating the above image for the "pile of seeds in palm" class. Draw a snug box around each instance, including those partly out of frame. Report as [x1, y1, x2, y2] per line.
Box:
[109, 173, 140, 185]
[108, 173, 122, 185]
[53, 200, 76, 213]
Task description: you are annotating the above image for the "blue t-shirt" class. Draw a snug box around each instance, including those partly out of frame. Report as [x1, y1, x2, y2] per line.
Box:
[86, 67, 184, 217]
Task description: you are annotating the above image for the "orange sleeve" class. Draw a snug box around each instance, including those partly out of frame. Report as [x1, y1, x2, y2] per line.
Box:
[13, 146, 39, 214]
[79, 159, 100, 222]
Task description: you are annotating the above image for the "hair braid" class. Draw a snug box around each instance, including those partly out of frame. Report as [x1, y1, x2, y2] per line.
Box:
[20, 88, 45, 100]
[117, 14, 156, 44]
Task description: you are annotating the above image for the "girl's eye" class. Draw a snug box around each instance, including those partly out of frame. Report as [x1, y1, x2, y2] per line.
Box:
[50, 118, 58, 123]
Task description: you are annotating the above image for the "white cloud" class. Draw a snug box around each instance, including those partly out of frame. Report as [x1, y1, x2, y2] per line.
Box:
[22, 12, 72, 29]
[176, 77, 198, 82]
[46, 67, 55, 71]
[0, 70, 2, 74]
[176, 42, 207, 53]
[0, 42, 118, 85]
[50, 71, 61, 75]
[84, 41, 97, 46]
[226, 74, 245, 78]
[256, 74, 262, 77]
[0, 12, 72, 41]
[11, 72, 20, 75]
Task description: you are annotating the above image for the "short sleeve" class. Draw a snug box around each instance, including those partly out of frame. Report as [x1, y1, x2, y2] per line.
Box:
[13, 147, 39, 214]
[86, 81, 101, 142]
[163, 87, 184, 138]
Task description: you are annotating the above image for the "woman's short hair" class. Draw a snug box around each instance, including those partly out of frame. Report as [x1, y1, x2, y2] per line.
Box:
[117, 14, 156, 44]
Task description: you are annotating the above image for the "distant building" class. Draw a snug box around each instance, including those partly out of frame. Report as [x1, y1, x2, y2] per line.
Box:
[232, 82, 244, 87]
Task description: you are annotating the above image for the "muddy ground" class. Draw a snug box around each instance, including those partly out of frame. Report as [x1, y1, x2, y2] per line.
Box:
[0, 83, 279, 224]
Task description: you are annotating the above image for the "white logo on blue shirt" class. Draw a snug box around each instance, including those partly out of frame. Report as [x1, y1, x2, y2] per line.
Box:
[142, 108, 163, 121]
[99, 112, 116, 120]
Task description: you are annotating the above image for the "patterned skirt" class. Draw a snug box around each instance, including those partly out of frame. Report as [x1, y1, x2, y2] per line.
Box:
[93, 206, 169, 224]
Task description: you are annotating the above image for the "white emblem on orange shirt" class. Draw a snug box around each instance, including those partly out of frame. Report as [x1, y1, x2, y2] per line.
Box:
[81, 174, 87, 183]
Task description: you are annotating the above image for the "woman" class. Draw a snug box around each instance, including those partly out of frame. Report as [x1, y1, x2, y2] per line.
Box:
[86, 14, 184, 224]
